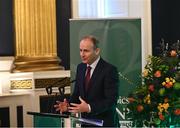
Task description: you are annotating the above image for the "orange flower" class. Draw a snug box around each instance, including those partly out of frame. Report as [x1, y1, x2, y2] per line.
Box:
[165, 82, 173, 88]
[148, 84, 154, 92]
[174, 109, 180, 115]
[162, 77, 175, 88]
[170, 50, 177, 57]
[159, 113, 165, 120]
[128, 97, 135, 103]
[154, 70, 161, 77]
[137, 105, 144, 112]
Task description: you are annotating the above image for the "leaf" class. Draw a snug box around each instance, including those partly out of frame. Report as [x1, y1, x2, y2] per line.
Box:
[153, 118, 161, 125]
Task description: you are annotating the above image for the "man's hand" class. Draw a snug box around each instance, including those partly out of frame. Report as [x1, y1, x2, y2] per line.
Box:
[68, 97, 90, 113]
[54, 98, 69, 113]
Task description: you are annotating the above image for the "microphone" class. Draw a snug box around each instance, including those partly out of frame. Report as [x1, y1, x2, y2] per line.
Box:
[46, 85, 52, 95]
[58, 79, 76, 96]
[45, 77, 69, 95]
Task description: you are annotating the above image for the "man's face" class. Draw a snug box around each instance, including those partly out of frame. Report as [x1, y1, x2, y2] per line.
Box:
[80, 39, 100, 65]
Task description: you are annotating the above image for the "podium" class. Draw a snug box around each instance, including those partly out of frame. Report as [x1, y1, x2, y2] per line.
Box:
[27, 112, 68, 127]
[28, 111, 104, 127]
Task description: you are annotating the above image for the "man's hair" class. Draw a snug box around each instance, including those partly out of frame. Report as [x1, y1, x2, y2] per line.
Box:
[81, 35, 99, 49]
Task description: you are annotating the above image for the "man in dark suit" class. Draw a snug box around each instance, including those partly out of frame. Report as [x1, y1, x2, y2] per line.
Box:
[54, 35, 119, 127]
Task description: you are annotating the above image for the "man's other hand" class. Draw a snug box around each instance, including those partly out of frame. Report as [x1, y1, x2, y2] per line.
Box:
[68, 97, 90, 113]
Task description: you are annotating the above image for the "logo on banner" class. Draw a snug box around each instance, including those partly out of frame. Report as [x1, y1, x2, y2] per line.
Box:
[117, 96, 133, 127]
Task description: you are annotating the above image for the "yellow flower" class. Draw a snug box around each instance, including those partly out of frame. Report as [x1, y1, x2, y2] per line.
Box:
[162, 82, 166, 86]
[172, 79, 176, 83]
[144, 94, 151, 104]
[165, 77, 170, 82]
[157, 103, 169, 113]
[163, 103, 169, 110]
[158, 103, 164, 113]
[162, 77, 176, 88]
[142, 69, 148, 77]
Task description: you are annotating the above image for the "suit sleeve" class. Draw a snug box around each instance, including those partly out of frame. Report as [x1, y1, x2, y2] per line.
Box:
[68, 65, 80, 104]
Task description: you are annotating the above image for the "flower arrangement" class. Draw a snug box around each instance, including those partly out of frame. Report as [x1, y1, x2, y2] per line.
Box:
[127, 40, 180, 127]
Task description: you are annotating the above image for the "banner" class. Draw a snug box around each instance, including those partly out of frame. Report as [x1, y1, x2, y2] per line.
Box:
[70, 18, 142, 127]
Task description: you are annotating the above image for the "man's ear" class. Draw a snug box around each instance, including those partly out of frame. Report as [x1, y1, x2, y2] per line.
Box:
[95, 48, 100, 55]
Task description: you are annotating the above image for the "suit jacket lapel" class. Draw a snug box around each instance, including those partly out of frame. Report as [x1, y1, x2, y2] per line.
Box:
[88, 58, 104, 92]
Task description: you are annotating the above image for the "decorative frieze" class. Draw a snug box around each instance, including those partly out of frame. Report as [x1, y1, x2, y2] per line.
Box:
[10, 79, 32, 89]
[35, 77, 70, 88]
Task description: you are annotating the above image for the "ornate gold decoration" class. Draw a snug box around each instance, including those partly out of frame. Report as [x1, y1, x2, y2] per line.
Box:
[11, 79, 32, 89]
[35, 77, 70, 88]
[12, 0, 64, 72]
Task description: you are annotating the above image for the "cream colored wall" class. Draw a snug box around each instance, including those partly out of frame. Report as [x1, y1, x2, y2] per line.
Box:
[129, 0, 152, 68]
